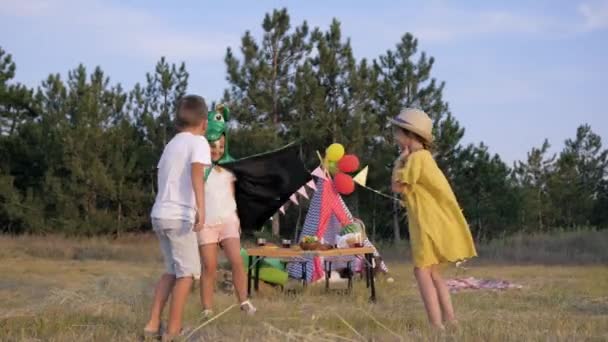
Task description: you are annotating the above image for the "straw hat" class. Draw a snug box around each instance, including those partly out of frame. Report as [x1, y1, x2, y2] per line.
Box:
[389, 108, 434, 143]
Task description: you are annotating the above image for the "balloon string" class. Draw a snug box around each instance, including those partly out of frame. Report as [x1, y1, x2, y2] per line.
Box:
[360, 185, 401, 202]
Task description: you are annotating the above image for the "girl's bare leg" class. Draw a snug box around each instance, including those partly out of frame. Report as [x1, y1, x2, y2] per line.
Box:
[414, 267, 444, 329]
[200, 243, 219, 310]
[221, 238, 248, 303]
[430, 264, 456, 323]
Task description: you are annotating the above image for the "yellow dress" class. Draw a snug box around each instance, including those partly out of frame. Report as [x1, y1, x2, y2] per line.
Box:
[398, 150, 477, 268]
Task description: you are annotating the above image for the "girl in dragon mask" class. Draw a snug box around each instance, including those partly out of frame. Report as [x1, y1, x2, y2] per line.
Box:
[196, 104, 256, 316]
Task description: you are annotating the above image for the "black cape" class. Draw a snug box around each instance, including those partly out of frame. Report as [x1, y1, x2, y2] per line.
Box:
[221, 144, 311, 233]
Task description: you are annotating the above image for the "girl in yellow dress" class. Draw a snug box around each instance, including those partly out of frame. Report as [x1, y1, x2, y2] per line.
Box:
[390, 108, 477, 329]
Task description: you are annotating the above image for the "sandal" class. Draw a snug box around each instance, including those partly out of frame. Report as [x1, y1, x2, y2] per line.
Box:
[199, 309, 214, 322]
[142, 322, 164, 341]
[240, 300, 257, 316]
[161, 327, 191, 342]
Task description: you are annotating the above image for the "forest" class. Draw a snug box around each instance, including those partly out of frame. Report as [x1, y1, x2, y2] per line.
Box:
[0, 9, 606, 241]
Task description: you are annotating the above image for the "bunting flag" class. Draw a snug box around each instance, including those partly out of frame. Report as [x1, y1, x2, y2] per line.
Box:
[306, 179, 317, 191]
[279, 200, 291, 215]
[311, 167, 328, 180]
[289, 193, 299, 205]
[297, 186, 309, 199]
[353, 166, 368, 187]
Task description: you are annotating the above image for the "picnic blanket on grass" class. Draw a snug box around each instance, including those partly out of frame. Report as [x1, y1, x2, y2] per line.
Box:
[446, 277, 523, 293]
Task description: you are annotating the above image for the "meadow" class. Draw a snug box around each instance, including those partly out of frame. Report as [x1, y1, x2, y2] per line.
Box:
[0, 230, 607, 341]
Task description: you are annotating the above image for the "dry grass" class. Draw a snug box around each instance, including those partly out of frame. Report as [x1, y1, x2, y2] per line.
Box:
[0, 232, 607, 341]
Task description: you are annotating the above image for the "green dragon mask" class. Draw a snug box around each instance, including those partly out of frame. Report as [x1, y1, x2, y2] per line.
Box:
[205, 104, 234, 180]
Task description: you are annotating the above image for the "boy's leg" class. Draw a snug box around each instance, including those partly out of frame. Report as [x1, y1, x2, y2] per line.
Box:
[200, 243, 219, 310]
[164, 221, 201, 336]
[145, 229, 177, 332]
[430, 264, 456, 323]
[145, 273, 176, 332]
[166, 276, 194, 335]
[414, 267, 443, 328]
[221, 238, 247, 303]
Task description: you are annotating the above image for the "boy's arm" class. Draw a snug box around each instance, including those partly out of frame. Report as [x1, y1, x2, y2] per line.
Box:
[192, 163, 206, 232]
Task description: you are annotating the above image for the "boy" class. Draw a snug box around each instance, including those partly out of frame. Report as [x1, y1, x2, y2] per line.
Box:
[144, 95, 211, 340]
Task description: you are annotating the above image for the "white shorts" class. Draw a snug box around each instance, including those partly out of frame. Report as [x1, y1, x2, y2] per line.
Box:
[152, 218, 201, 278]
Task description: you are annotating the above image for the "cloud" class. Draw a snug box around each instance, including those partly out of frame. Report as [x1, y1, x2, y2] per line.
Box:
[411, 9, 553, 42]
[579, 0, 608, 31]
[0, 0, 53, 17]
[0, 0, 238, 61]
[392, 1, 607, 43]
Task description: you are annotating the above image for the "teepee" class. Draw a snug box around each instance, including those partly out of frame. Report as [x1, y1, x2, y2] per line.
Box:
[287, 177, 388, 282]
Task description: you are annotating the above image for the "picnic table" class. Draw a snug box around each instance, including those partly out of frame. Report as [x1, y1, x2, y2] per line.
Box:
[246, 246, 377, 302]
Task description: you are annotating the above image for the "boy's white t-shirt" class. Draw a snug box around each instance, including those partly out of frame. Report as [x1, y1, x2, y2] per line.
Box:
[204, 166, 238, 225]
[151, 132, 211, 224]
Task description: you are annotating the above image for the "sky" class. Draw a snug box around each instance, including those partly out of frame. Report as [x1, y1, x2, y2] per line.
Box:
[1, 0, 607, 164]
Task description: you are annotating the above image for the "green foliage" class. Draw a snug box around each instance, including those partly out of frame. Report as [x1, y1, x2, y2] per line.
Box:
[0, 8, 606, 238]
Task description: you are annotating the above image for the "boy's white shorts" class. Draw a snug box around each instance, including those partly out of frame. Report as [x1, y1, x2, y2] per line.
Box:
[152, 218, 201, 279]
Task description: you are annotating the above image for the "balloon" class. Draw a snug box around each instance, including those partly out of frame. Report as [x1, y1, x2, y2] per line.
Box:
[326, 143, 345, 162]
[327, 160, 338, 175]
[334, 172, 355, 195]
[338, 154, 360, 173]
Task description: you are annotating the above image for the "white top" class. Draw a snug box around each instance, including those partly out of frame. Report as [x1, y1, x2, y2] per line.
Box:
[151, 132, 211, 223]
[204, 166, 238, 225]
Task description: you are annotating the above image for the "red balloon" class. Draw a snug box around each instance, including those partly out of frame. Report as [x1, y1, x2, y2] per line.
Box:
[334, 172, 355, 195]
[338, 154, 360, 173]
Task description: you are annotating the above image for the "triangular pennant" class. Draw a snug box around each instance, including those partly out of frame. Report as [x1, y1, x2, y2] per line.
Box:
[311, 167, 328, 180]
[279, 206, 286, 215]
[306, 180, 317, 191]
[280, 200, 291, 214]
[353, 166, 368, 187]
[289, 193, 299, 205]
[297, 186, 309, 199]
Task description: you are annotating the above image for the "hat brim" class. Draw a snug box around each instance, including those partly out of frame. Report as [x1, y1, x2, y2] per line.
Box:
[389, 118, 434, 143]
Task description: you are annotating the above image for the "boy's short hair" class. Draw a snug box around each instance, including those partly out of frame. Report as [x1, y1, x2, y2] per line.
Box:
[175, 95, 208, 130]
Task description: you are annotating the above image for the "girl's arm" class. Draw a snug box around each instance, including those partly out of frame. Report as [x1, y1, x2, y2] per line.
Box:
[391, 147, 411, 193]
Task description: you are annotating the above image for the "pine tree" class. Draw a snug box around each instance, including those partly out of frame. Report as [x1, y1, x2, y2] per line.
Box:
[549, 125, 607, 228]
[0, 48, 36, 136]
[514, 139, 556, 231]
[224, 8, 311, 236]
[372, 33, 464, 241]
[0, 47, 40, 232]
[452, 143, 520, 240]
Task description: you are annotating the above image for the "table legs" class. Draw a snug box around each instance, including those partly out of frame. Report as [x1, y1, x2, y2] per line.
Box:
[347, 261, 353, 293]
[247, 255, 253, 297]
[247, 256, 261, 296]
[254, 256, 261, 292]
[324, 260, 332, 291]
[365, 253, 376, 302]
[301, 261, 307, 288]
[247, 255, 374, 301]
[324, 260, 355, 293]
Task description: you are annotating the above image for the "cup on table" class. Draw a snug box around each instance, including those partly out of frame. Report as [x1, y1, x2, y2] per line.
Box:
[281, 239, 292, 248]
[353, 233, 363, 248]
[257, 238, 266, 247]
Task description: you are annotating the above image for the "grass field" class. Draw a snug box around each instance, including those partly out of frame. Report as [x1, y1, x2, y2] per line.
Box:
[0, 231, 607, 341]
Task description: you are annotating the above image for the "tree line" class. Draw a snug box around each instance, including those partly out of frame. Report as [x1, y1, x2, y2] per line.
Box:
[0, 9, 606, 240]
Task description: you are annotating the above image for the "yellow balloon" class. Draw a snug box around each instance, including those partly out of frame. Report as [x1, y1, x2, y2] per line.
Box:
[326, 143, 345, 162]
